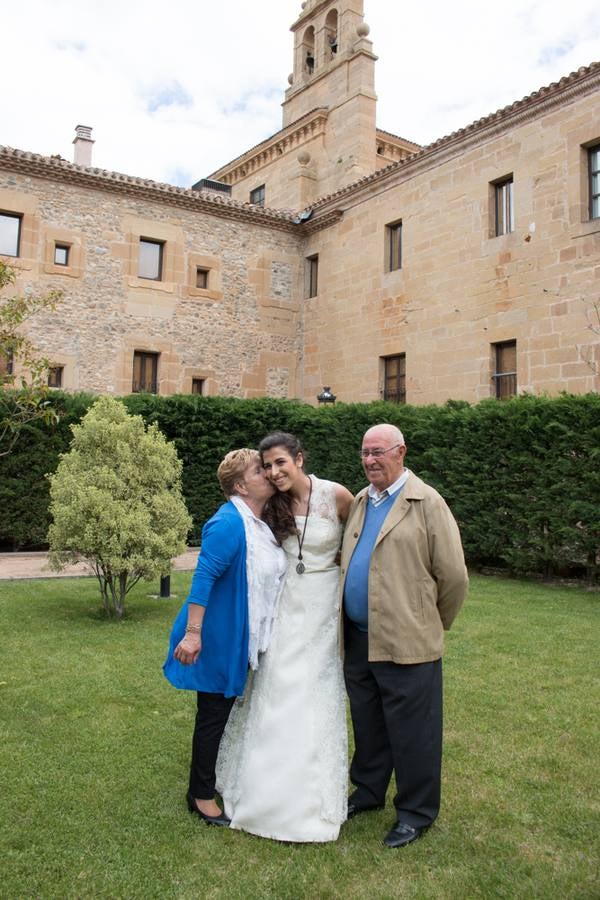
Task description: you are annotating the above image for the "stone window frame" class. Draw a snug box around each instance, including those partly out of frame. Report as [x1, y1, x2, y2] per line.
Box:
[44, 353, 77, 391]
[0, 191, 39, 267]
[123, 221, 178, 294]
[0, 210, 22, 258]
[565, 131, 600, 237]
[181, 367, 217, 396]
[117, 337, 182, 397]
[185, 253, 223, 301]
[43, 227, 85, 278]
[491, 339, 517, 399]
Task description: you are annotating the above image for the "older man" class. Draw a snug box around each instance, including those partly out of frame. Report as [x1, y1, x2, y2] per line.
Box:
[340, 424, 468, 848]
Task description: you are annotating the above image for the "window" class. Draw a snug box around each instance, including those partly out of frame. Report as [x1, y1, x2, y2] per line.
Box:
[306, 254, 319, 298]
[494, 177, 514, 236]
[138, 239, 164, 280]
[250, 185, 265, 207]
[48, 366, 63, 388]
[0, 212, 21, 257]
[191, 378, 205, 395]
[0, 350, 14, 380]
[383, 354, 406, 404]
[589, 144, 600, 219]
[386, 221, 402, 271]
[54, 244, 70, 266]
[195, 267, 209, 289]
[492, 340, 517, 399]
[132, 351, 159, 393]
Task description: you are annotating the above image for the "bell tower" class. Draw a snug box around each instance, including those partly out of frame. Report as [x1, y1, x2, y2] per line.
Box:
[282, 0, 378, 190]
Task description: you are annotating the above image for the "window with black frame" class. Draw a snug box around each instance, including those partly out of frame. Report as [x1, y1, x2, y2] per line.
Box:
[589, 144, 600, 219]
[0, 212, 21, 257]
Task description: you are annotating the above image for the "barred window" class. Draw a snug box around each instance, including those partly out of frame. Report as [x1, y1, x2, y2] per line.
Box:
[383, 354, 406, 404]
[492, 340, 517, 399]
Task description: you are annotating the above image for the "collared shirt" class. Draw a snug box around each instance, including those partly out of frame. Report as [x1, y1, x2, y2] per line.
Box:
[367, 468, 411, 506]
[344, 470, 411, 631]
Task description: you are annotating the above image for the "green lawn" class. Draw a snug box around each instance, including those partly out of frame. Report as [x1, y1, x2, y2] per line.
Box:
[0, 574, 598, 899]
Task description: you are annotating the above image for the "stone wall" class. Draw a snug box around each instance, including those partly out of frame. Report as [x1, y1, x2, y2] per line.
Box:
[0, 173, 303, 399]
[300, 83, 600, 404]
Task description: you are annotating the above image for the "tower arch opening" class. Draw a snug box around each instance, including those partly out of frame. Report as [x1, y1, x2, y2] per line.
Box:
[325, 9, 339, 58]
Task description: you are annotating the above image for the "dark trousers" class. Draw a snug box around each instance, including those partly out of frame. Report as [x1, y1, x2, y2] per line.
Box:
[343, 619, 443, 829]
[188, 691, 235, 800]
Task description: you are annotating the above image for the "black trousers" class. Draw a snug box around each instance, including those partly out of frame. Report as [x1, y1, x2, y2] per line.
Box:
[188, 691, 235, 800]
[343, 619, 443, 829]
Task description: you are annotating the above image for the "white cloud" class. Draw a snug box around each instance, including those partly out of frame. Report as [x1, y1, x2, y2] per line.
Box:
[2, 0, 599, 188]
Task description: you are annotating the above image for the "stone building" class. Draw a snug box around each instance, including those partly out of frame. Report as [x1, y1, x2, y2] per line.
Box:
[0, 0, 599, 405]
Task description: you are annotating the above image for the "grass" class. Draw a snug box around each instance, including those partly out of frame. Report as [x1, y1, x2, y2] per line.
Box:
[0, 573, 598, 899]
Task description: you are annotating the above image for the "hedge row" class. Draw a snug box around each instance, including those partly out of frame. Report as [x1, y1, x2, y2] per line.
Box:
[1, 391, 598, 581]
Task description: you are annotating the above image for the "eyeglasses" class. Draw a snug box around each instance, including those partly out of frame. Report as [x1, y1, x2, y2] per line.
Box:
[359, 444, 402, 459]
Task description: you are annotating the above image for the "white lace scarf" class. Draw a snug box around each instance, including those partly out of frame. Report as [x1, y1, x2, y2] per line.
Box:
[230, 496, 286, 670]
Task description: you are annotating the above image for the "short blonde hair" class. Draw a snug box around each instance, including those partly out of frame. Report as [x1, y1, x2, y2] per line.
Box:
[217, 448, 260, 498]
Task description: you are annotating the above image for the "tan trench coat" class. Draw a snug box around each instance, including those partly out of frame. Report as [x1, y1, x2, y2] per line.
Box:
[339, 472, 468, 664]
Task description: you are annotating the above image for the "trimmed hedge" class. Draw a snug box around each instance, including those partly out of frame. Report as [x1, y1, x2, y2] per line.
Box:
[1, 391, 598, 581]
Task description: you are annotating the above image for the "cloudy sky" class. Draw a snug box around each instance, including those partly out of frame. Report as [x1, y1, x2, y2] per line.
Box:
[3, 0, 599, 189]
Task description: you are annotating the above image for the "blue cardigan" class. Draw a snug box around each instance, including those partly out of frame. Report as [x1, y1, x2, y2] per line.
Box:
[163, 502, 250, 698]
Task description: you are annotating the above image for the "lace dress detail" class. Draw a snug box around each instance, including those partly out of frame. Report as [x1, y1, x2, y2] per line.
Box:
[216, 476, 348, 842]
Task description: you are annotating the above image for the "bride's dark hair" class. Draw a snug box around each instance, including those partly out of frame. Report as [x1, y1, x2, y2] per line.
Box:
[258, 431, 307, 545]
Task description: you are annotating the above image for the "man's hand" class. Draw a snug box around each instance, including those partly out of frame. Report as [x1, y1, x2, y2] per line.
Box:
[174, 633, 202, 665]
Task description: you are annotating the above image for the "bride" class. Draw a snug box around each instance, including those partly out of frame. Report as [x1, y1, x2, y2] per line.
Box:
[216, 431, 353, 842]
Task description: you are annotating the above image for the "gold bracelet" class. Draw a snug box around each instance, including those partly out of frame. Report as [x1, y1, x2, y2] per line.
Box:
[185, 623, 201, 634]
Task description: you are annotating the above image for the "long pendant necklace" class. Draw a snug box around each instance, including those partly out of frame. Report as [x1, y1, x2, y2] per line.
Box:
[295, 476, 313, 575]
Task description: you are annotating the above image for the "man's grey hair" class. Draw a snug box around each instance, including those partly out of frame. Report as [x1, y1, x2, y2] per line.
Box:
[363, 423, 405, 446]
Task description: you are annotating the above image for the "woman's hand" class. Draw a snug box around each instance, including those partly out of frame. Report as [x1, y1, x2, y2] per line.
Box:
[174, 633, 202, 665]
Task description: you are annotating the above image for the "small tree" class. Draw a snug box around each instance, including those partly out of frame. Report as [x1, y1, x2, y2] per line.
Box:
[0, 261, 62, 456]
[48, 396, 192, 618]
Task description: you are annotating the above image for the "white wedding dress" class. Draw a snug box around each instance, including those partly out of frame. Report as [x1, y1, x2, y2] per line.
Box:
[216, 476, 348, 842]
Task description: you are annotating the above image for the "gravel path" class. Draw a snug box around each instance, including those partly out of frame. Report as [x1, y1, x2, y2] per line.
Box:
[0, 549, 199, 580]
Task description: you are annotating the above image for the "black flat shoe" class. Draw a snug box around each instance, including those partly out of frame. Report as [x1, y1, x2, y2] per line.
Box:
[383, 821, 428, 848]
[186, 791, 231, 827]
[347, 799, 385, 819]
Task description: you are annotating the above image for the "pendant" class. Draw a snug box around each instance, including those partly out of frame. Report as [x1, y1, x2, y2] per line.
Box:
[296, 561, 306, 574]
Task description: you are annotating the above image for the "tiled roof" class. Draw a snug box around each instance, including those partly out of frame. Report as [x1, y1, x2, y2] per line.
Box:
[376, 128, 421, 151]
[0, 145, 299, 231]
[307, 61, 600, 214]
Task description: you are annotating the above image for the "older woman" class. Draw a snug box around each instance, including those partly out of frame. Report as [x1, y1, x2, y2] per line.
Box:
[163, 449, 286, 827]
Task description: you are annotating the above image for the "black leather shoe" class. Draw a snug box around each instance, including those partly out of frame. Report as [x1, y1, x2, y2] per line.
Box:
[347, 799, 385, 819]
[186, 791, 231, 827]
[383, 821, 428, 848]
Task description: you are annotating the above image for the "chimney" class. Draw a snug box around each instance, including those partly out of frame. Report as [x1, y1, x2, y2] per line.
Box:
[73, 125, 94, 167]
